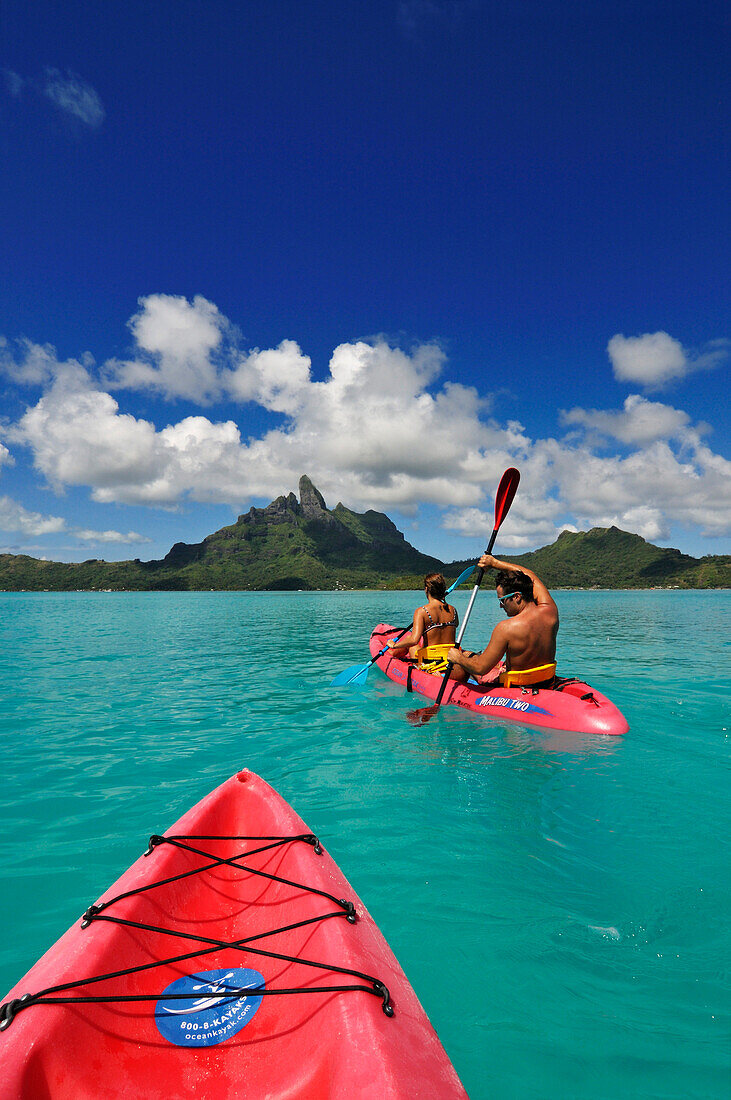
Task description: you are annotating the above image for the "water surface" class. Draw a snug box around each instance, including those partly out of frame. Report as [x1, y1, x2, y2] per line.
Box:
[1, 590, 729, 1097]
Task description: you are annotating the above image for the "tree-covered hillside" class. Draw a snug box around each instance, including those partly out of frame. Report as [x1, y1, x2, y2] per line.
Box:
[0, 480, 728, 590]
[446, 526, 730, 590]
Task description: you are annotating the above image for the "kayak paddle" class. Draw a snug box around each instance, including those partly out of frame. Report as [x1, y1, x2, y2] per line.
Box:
[330, 564, 476, 687]
[407, 467, 520, 724]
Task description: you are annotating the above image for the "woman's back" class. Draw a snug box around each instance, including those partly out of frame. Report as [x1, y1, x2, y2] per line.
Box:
[418, 599, 458, 646]
[388, 572, 466, 683]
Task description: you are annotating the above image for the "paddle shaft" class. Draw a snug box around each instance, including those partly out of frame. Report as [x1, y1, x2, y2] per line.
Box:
[432, 526, 500, 708]
[337, 626, 411, 685]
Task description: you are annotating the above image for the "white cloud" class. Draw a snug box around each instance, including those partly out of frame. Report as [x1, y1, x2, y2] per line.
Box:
[440, 429, 731, 545]
[43, 68, 105, 128]
[103, 298, 447, 418]
[0, 495, 66, 537]
[74, 528, 151, 544]
[225, 340, 312, 414]
[540, 438, 731, 539]
[3, 301, 730, 550]
[7, 362, 164, 495]
[608, 332, 687, 387]
[561, 394, 694, 446]
[607, 331, 729, 389]
[442, 503, 563, 550]
[0, 337, 85, 386]
[0, 492, 149, 545]
[6, 333, 519, 511]
[103, 294, 230, 403]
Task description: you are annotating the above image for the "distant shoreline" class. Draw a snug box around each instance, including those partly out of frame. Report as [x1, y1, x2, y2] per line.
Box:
[2, 586, 728, 595]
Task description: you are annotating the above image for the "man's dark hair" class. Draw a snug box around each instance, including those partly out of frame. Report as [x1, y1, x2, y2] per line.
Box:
[495, 568, 535, 603]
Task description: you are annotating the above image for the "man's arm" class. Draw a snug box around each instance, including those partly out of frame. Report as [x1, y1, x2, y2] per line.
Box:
[479, 553, 557, 612]
[448, 621, 509, 677]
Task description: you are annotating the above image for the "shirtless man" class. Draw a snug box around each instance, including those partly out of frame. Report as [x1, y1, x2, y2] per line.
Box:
[447, 554, 558, 685]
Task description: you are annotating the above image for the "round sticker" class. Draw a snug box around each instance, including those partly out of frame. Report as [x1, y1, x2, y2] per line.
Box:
[155, 967, 265, 1047]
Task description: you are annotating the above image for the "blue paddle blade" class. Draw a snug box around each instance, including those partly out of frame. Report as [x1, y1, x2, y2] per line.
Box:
[330, 663, 370, 687]
[345, 665, 370, 686]
[447, 565, 475, 592]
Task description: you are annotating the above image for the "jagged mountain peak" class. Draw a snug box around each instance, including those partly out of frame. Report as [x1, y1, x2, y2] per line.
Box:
[298, 475, 329, 517]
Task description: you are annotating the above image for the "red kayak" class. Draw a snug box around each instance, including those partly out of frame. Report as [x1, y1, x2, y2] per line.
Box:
[1, 771, 466, 1098]
[370, 623, 629, 736]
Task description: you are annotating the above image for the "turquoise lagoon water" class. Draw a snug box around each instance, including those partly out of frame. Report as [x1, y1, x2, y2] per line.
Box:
[1, 589, 729, 1098]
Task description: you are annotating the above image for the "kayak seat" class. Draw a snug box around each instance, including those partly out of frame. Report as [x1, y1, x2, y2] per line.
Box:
[499, 663, 557, 688]
[414, 644, 452, 675]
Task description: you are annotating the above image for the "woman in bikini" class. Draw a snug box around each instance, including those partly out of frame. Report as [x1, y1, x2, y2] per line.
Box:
[387, 572, 468, 682]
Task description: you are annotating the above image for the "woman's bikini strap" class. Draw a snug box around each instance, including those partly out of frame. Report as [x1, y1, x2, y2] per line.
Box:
[422, 604, 458, 633]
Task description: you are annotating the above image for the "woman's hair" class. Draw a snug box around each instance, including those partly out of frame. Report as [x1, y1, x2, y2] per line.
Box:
[495, 568, 535, 603]
[424, 572, 448, 603]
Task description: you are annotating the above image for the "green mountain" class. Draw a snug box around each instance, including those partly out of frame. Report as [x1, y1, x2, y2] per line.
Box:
[446, 526, 730, 590]
[0, 476, 442, 591]
[0, 480, 728, 590]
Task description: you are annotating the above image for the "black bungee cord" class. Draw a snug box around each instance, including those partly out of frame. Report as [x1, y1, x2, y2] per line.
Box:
[0, 832, 394, 1032]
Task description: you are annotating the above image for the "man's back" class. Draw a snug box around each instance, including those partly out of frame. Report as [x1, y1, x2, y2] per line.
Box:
[503, 601, 558, 671]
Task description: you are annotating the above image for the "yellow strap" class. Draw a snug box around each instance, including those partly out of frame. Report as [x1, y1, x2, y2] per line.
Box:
[499, 662, 557, 687]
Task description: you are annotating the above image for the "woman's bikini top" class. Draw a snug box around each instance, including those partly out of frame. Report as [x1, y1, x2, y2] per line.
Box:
[422, 604, 458, 633]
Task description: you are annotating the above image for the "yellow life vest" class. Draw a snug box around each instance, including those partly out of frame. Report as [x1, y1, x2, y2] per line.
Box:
[499, 662, 557, 688]
[415, 644, 453, 675]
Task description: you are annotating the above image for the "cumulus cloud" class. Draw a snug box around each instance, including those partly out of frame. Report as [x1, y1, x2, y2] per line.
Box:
[103, 294, 313, 411]
[608, 332, 686, 387]
[103, 294, 231, 403]
[440, 417, 731, 545]
[3, 300, 730, 549]
[442, 493, 567, 549]
[8, 339, 507, 510]
[539, 438, 731, 539]
[7, 362, 165, 496]
[224, 340, 312, 414]
[42, 68, 105, 128]
[608, 331, 729, 389]
[561, 394, 696, 446]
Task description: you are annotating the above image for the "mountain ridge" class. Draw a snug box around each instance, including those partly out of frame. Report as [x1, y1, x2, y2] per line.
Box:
[446, 523, 729, 589]
[0, 476, 728, 590]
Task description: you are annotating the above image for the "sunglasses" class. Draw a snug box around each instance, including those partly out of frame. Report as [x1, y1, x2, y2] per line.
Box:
[497, 591, 520, 607]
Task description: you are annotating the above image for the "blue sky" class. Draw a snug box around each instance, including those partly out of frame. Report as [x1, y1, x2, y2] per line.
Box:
[1, 0, 728, 565]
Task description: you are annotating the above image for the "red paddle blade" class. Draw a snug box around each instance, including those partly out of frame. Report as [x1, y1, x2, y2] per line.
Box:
[406, 703, 439, 725]
[494, 467, 520, 530]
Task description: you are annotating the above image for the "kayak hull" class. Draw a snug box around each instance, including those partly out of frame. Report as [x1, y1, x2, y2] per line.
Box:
[1, 770, 466, 1098]
[370, 623, 628, 736]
